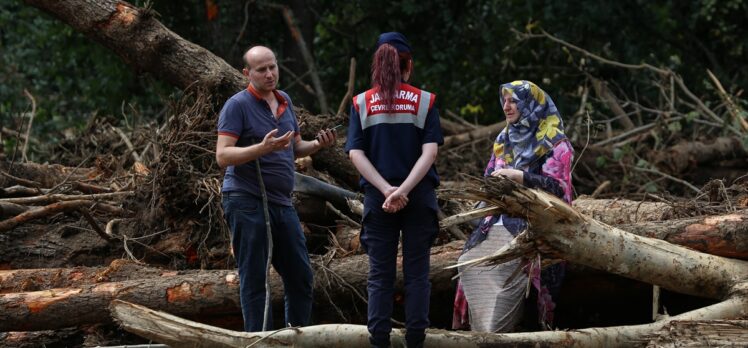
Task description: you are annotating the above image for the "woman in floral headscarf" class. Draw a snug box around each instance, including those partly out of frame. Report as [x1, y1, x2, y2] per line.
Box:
[453, 80, 574, 333]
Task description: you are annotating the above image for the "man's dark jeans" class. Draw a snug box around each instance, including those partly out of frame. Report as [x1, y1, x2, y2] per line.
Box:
[223, 192, 313, 332]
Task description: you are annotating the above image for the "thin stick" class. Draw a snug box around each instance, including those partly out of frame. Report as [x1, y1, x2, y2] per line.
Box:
[325, 201, 360, 228]
[279, 63, 315, 94]
[0, 199, 92, 232]
[590, 180, 611, 198]
[592, 116, 683, 147]
[632, 166, 700, 194]
[268, 4, 329, 114]
[112, 126, 142, 162]
[706, 69, 748, 132]
[228, 0, 254, 59]
[21, 89, 36, 163]
[571, 111, 592, 175]
[0, 191, 134, 205]
[514, 29, 669, 75]
[0, 171, 41, 188]
[445, 109, 478, 128]
[79, 209, 115, 242]
[336, 57, 357, 117]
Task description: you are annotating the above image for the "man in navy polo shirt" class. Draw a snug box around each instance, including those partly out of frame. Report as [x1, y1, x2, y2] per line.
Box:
[345, 32, 443, 348]
[216, 45, 336, 332]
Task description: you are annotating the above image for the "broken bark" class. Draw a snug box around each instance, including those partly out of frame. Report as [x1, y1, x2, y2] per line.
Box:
[644, 319, 748, 347]
[112, 292, 748, 348]
[0, 242, 462, 331]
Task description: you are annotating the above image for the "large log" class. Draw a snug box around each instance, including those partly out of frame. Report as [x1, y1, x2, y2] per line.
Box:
[447, 176, 748, 300]
[644, 319, 748, 347]
[24, 0, 246, 102]
[112, 293, 748, 348]
[619, 211, 748, 259]
[444, 204, 748, 260]
[655, 137, 748, 174]
[0, 222, 115, 269]
[0, 242, 462, 331]
[0, 260, 173, 294]
[441, 121, 506, 149]
[572, 197, 676, 224]
[0, 162, 94, 189]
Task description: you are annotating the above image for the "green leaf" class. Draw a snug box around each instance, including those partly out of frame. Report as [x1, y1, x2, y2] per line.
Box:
[644, 182, 659, 193]
[595, 156, 607, 168]
[612, 148, 624, 161]
[685, 111, 699, 122]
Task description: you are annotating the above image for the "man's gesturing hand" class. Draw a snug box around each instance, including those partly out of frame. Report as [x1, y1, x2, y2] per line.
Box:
[261, 129, 293, 153]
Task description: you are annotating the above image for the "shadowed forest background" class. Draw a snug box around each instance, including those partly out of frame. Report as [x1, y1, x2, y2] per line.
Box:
[1, 0, 748, 347]
[3, 0, 747, 158]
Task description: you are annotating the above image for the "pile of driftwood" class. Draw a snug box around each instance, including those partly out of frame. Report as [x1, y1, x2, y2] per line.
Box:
[2, 154, 747, 346]
[2, 0, 748, 346]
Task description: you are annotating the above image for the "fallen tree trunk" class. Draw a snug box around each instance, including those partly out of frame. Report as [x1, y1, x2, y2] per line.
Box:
[619, 211, 748, 259]
[440, 194, 680, 226]
[0, 242, 462, 331]
[654, 137, 748, 174]
[293, 172, 360, 208]
[442, 121, 506, 149]
[447, 177, 748, 300]
[24, 0, 246, 102]
[0, 260, 173, 294]
[572, 197, 676, 224]
[0, 162, 93, 189]
[0, 270, 241, 331]
[112, 291, 748, 347]
[443, 205, 748, 260]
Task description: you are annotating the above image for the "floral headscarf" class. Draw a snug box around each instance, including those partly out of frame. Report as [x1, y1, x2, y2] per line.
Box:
[492, 80, 567, 171]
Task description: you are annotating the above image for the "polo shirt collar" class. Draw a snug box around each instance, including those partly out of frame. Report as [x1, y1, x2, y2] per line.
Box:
[247, 83, 288, 117]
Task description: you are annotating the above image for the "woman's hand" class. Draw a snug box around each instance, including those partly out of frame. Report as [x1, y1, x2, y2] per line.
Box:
[382, 186, 409, 213]
[491, 168, 524, 184]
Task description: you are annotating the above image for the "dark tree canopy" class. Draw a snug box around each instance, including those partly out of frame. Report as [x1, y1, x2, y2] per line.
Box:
[2, 0, 747, 154]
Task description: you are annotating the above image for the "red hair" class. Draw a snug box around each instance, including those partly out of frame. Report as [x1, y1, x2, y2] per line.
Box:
[371, 44, 411, 107]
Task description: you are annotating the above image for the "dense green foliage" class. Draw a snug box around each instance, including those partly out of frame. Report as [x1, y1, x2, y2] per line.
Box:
[0, 0, 173, 158]
[2, 0, 746, 153]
